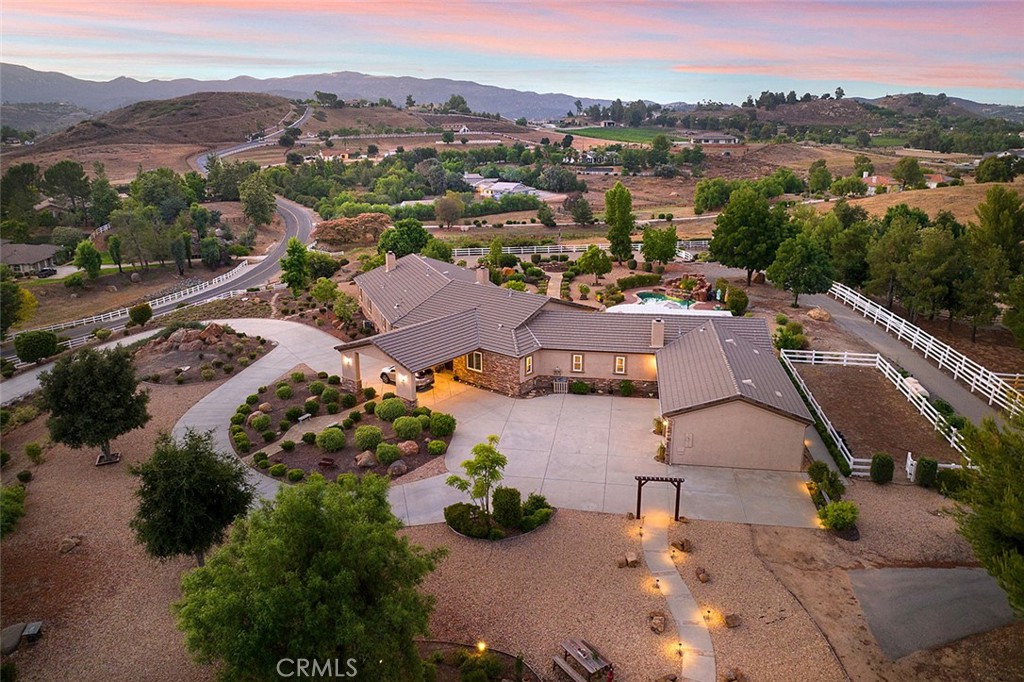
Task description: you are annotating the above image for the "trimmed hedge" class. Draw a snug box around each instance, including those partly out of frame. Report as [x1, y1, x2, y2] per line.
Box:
[818, 501, 859, 531]
[443, 502, 489, 539]
[428, 412, 457, 437]
[287, 468, 305, 482]
[392, 416, 423, 440]
[316, 427, 346, 452]
[376, 443, 401, 466]
[915, 457, 938, 488]
[870, 452, 894, 484]
[269, 463, 287, 477]
[492, 486, 522, 530]
[427, 440, 447, 456]
[354, 426, 383, 451]
[616, 273, 662, 290]
[375, 398, 407, 422]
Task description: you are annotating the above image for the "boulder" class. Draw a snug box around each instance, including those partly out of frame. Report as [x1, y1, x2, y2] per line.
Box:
[58, 535, 83, 554]
[199, 324, 225, 343]
[752, 272, 766, 284]
[130, 272, 142, 283]
[617, 556, 628, 568]
[178, 340, 205, 353]
[724, 669, 747, 682]
[625, 551, 639, 568]
[105, 285, 118, 293]
[387, 459, 408, 476]
[671, 538, 692, 553]
[0, 623, 26, 655]
[724, 613, 741, 628]
[167, 328, 189, 345]
[398, 440, 419, 457]
[355, 451, 378, 468]
[245, 411, 265, 426]
[807, 307, 831, 322]
[258, 402, 273, 414]
[650, 615, 666, 634]
[696, 567, 710, 583]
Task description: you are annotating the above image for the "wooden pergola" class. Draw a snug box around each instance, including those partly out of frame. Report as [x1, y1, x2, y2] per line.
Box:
[634, 475, 686, 522]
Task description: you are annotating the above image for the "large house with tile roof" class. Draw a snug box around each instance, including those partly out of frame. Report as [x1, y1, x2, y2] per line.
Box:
[338, 253, 812, 470]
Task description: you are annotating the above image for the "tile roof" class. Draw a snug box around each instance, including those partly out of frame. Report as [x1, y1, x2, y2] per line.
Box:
[353, 254, 479, 326]
[0, 241, 59, 266]
[656, 321, 811, 423]
[348, 309, 481, 373]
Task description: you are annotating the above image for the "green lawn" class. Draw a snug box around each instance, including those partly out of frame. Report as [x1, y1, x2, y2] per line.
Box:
[562, 127, 685, 144]
[840, 136, 908, 148]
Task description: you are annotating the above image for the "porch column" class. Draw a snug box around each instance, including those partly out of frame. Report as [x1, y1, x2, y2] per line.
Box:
[339, 350, 362, 395]
[393, 365, 419, 408]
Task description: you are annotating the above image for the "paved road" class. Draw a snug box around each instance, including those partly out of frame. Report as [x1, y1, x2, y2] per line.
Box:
[194, 105, 313, 173]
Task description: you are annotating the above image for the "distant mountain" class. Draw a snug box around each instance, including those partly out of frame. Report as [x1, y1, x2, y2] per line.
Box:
[0, 101, 95, 135]
[855, 93, 1024, 123]
[0, 63, 612, 120]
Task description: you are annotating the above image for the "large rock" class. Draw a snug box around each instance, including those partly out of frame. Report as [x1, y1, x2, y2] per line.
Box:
[398, 440, 419, 457]
[807, 307, 831, 322]
[130, 272, 142, 283]
[355, 451, 378, 468]
[245, 411, 265, 426]
[752, 272, 766, 284]
[178, 340, 205, 353]
[167, 328, 189, 345]
[199, 323, 225, 344]
[105, 285, 118, 293]
[650, 615, 666, 634]
[387, 459, 408, 476]
[0, 623, 26, 655]
[58, 534, 83, 554]
[258, 402, 273, 414]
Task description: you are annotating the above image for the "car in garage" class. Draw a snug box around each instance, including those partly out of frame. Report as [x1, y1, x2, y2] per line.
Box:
[379, 366, 434, 390]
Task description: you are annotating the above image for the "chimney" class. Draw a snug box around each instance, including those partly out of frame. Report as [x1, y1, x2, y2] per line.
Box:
[651, 318, 665, 349]
[385, 251, 396, 272]
[862, 171, 869, 178]
[475, 267, 489, 285]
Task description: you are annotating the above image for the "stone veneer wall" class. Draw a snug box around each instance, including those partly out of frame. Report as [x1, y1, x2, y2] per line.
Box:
[452, 350, 522, 396]
[521, 375, 659, 398]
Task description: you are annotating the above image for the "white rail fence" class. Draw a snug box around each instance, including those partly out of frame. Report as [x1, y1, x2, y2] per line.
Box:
[905, 452, 967, 481]
[828, 281, 1023, 415]
[782, 349, 970, 477]
[11, 262, 251, 337]
[452, 239, 710, 258]
[88, 223, 112, 241]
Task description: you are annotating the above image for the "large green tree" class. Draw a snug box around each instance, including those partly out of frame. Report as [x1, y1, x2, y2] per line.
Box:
[575, 244, 612, 284]
[865, 216, 921, 308]
[280, 237, 310, 294]
[1, 265, 36, 338]
[766, 233, 835, 306]
[892, 157, 925, 189]
[955, 412, 1024, 616]
[0, 163, 41, 223]
[641, 225, 677, 265]
[808, 159, 832, 194]
[973, 185, 1023, 276]
[89, 165, 122, 226]
[39, 346, 151, 459]
[43, 160, 90, 212]
[604, 181, 635, 263]
[377, 218, 430, 258]
[710, 186, 791, 286]
[175, 474, 444, 681]
[433, 193, 464, 229]
[1004, 275, 1024, 349]
[958, 234, 1009, 342]
[107, 234, 124, 273]
[898, 226, 963, 322]
[131, 429, 254, 567]
[238, 173, 276, 227]
[74, 239, 103, 280]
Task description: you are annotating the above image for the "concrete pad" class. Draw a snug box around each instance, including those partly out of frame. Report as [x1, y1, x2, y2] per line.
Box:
[500, 448, 551, 479]
[540, 479, 606, 512]
[546, 450, 607, 483]
[733, 469, 810, 499]
[605, 455, 671, 486]
[679, 650, 716, 682]
[508, 395, 563, 421]
[740, 495, 818, 529]
[676, 466, 739, 495]
[848, 567, 1016, 659]
[499, 475, 544, 497]
[679, 492, 749, 524]
[499, 419, 558, 451]
[550, 425, 610, 456]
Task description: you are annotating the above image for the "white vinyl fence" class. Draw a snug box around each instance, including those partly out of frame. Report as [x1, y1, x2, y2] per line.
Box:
[828, 282, 1022, 415]
[451, 239, 710, 258]
[905, 452, 967, 481]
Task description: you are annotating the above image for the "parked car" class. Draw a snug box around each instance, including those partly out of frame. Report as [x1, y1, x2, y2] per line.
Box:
[379, 366, 434, 390]
[36, 268, 57, 278]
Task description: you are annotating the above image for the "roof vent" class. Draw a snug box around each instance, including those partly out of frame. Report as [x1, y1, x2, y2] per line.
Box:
[752, 348, 760, 354]
[725, 338, 736, 344]
[741, 379, 755, 386]
[774, 390, 783, 398]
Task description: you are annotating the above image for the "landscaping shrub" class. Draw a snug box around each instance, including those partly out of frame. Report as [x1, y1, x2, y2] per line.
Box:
[616, 273, 661, 290]
[569, 380, 589, 395]
[522, 492, 551, 517]
[302, 432, 317, 444]
[0, 450, 9, 468]
[348, 410, 362, 423]
[2, 485, 27, 536]
[14, 330, 59, 364]
[428, 412, 457, 437]
[261, 430, 276, 443]
[364, 400, 377, 414]
[726, 287, 749, 316]
[253, 451, 266, 461]
[520, 507, 554, 532]
[316, 428, 346, 452]
[269, 463, 287, 477]
[870, 452, 894, 484]
[937, 468, 970, 499]
[618, 380, 635, 397]
[276, 385, 293, 400]
[427, 440, 447, 456]
[375, 398, 407, 422]
[321, 387, 340, 404]
[16, 469, 32, 483]
[236, 404, 252, 416]
[818, 501, 859, 531]
[915, 457, 938, 488]
[24, 443, 43, 465]
[280, 440, 296, 452]
[308, 381, 325, 396]
[290, 371, 305, 383]
[229, 424, 244, 436]
[642, 262, 653, 272]
[775, 313, 789, 325]
[443, 502, 489, 539]
[773, 321, 809, 350]
[932, 398, 955, 417]
[412, 406, 432, 417]
[492, 486, 522, 529]
[362, 386, 377, 399]
[627, 258, 638, 269]
[287, 468, 305, 482]
[821, 469, 846, 500]
[393, 416, 423, 440]
[487, 528, 506, 541]
[417, 414, 431, 430]
[93, 328, 113, 341]
[376, 443, 401, 466]
[327, 374, 341, 385]
[246, 394, 260, 405]
[807, 460, 830, 485]
[278, 419, 291, 432]
[285, 406, 304, 422]
[382, 392, 396, 400]
[256, 458, 270, 469]
[342, 418, 354, 429]
[250, 415, 271, 432]
[232, 432, 251, 452]
[325, 402, 339, 414]
[354, 425, 383, 451]
[341, 393, 358, 409]
[304, 399, 320, 416]
[201, 368, 216, 381]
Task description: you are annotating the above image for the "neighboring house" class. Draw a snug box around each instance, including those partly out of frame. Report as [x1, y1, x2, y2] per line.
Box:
[337, 254, 811, 471]
[475, 180, 531, 199]
[441, 123, 471, 133]
[462, 173, 487, 187]
[863, 174, 901, 195]
[318, 149, 350, 162]
[600, 120, 617, 127]
[923, 173, 954, 189]
[0, 240, 60, 274]
[688, 133, 739, 145]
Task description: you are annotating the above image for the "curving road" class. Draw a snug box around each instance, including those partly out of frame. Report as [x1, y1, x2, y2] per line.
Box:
[194, 105, 313, 174]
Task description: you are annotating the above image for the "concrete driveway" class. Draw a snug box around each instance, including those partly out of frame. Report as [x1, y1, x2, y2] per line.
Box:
[391, 375, 819, 528]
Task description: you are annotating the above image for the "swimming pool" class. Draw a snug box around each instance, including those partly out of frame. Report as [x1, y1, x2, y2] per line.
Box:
[635, 291, 693, 308]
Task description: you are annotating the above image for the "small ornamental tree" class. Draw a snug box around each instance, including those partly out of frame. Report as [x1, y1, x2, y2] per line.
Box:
[73, 239, 103, 280]
[280, 237, 310, 295]
[129, 302, 154, 327]
[39, 346, 151, 460]
[14, 330, 59, 364]
[576, 244, 612, 284]
[765, 233, 836, 306]
[130, 428, 254, 567]
[446, 434, 507, 521]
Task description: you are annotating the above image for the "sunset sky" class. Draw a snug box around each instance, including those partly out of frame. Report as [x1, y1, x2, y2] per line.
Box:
[3, 0, 1022, 104]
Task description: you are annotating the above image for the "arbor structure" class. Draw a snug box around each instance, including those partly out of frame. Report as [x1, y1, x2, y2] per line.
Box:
[710, 186, 790, 286]
[765, 233, 835, 306]
[175, 474, 444, 681]
[575, 244, 612, 284]
[39, 346, 151, 459]
[280, 237, 310, 295]
[604, 181, 635, 263]
[446, 435, 507, 520]
[131, 429, 254, 567]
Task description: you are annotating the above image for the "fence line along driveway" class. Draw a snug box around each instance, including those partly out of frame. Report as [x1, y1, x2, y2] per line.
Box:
[451, 239, 709, 257]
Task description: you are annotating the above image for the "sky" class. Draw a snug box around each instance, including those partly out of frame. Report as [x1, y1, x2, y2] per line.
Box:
[3, 0, 1023, 105]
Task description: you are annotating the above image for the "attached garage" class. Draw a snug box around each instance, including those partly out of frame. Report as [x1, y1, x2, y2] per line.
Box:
[656, 321, 812, 472]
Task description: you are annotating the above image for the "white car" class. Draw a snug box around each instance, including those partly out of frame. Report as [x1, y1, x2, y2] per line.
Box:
[379, 366, 434, 390]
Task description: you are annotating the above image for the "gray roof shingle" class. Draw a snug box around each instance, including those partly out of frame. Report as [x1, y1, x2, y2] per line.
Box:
[0, 241, 59, 267]
[355, 309, 481, 373]
[353, 254, 479, 326]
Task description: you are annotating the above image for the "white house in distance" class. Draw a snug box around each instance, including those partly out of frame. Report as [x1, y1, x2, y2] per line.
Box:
[687, 132, 739, 145]
[462, 173, 536, 199]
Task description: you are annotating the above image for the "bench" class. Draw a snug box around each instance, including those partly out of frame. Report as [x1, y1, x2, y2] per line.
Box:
[95, 452, 121, 467]
[297, 413, 312, 423]
[551, 656, 588, 682]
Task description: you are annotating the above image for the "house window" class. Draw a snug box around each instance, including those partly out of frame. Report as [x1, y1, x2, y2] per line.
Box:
[614, 356, 627, 375]
[525, 355, 534, 376]
[467, 351, 483, 373]
[571, 354, 584, 373]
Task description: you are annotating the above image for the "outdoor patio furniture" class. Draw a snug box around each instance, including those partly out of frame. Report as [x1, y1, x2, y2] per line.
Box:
[552, 655, 588, 682]
[95, 452, 121, 466]
[560, 638, 611, 681]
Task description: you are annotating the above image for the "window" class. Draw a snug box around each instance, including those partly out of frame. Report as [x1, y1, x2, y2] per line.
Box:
[525, 355, 533, 376]
[614, 355, 627, 375]
[467, 351, 483, 372]
[571, 354, 584, 373]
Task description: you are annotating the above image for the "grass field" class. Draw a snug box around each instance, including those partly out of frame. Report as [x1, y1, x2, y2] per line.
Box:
[840, 136, 908, 148]
[563, 127, 685, 144]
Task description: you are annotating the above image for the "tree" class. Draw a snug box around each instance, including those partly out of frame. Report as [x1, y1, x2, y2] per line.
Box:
[308, 250, 340, 279]
[568, 196, 595, 225]
[808, 160, 832, 193]
[537, 203, 556, 227]
[1, 265, 36, 338]
[174, 474, 444, 681]
[333, 291, 359, 327]
[446, 435, 507, 521]
[443, 94, 470, 113]
[280, 237, 310, 295]
[199, 236, 221, 270]
[485, 238, 503, 271]
[73, 239, 103, 280]
[575, 244, 612, 284]
[855, 131, 872, 148]
[641, 226, 677, 265]
[899, 226, 962, 321]
[131, 429, 254, 567]
[421, 238, 453, 263]
[238, 173, 275, 227]
[766, 233, 836, 306]
[710, 186, 791, 286]
[1, 163, 41, 223]
[975, 156, 1016, 183]
[892, 157, 925, 189]
[39, 346, 151, 460]
[1004, 276, 1024, 349]
[835, 86, 845, 100]
[89, 167, 122, 226]
[310, 276, 338, 304]
[441, 130, 455, 144]
[170, 234, 188, 276]
[829, 176, 868, 197]
[973, 186, 1023, 276]
[955, 412, 1024, 615]
[433, 193, 464, 228]
[51, 226, 84, 261]
[650, 134, 672, 165]
[43, 160, 90, 212]
[958, 234, 1008, 341]
[14, 330, 59, 364]
[604, 181, 634, 263]
[107, 234, 124, 273]
[129, 302, 154, 327]
[181, 232, 194, 269]
[378, 218, 430, 259]
[865, 216, 920, 308]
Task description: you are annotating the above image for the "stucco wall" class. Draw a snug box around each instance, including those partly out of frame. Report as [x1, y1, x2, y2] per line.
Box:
[523, 350, 658, 382]
[668, 400, 808, 472]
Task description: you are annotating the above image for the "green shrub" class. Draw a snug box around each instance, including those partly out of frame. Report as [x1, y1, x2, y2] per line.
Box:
[627, 258, 638, 269]
[915, 457, 938, 488]
[417, 414, 431, 430]
[821, 469, 845, 500]
[16, 469, 32, 483]
[392, 416, 422, 440]
[316, 428, 346, 452]
[362, 386, 376, 399]
[615, 273, 661, 290]
[775, 313, 789, 325]
[427, 440, 447, 456]
[290, 371, 306, 383]
[0, 450, 9, 468]
[521, 507, 555, 531]
[773, 321, 809, 350]
[807, 460, 830, 484]
[304, 399, 320, 416]
[14, 330, 60, 364]
[382, 392, 395, 400]
[327, 374, 341, 385]
[325, 402, 339, 414]
[341, 418, 354, 429]
[375, 398, 407, 422]
[443, 502, 490, 538]
[412, 406, 432, 417]
[1, 485, 27, 537]
[201, 368, 216, 381]
[937, 467, 970, 499]
[818, 501, 859, 531]
[301, 432, 317, 444]
[280, 440, 296, 452]
[619, 380, 634, 397]
[341, 393, 358, 409]
[261, 430, 276, 443]
[278, 419, 291, 432]
[354, 425, 384, 451]
[256, 458, 270, 469]
[232, 432, 251, 453]
[569, 380, 589, 395]
[522, 492, 551, 517]
[308, 381, 325, 396]
[364, 400, 377, 414]
[25, 442, 43, 465]
[429, 412, 457, 437]
[93, 327, 113, 340]
[726, 286, 749, 316]
[246, 394, 260, 405]
[348, 410, 362, 423]
[236, 404, 252, 416]
[269, 463, 287, 477]
[870, 452, 894, 484]
[932, 398, 955, 417]
[321, 387, 340, 404]
[487, 528, 506, 541]
[285, 406, 304, 422]
[492, 486, 522, 529]
[250, 415, 271, 432]
[376, 443, 401, 466]
[276, 385, 293, 400]
[287, 468, 305, 482]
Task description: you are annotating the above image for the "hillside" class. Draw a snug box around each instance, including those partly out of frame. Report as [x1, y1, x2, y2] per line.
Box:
[754, 99, 885, 127]
[814, 179, 1024, 224]
[0, 102, 96, 135]
[869, 93, 976, 119]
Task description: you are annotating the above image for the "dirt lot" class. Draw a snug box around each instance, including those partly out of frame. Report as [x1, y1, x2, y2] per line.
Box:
[815, 179, 1024, 225]
[2, 143, 207, 184]
[798, 364, 963, 467]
